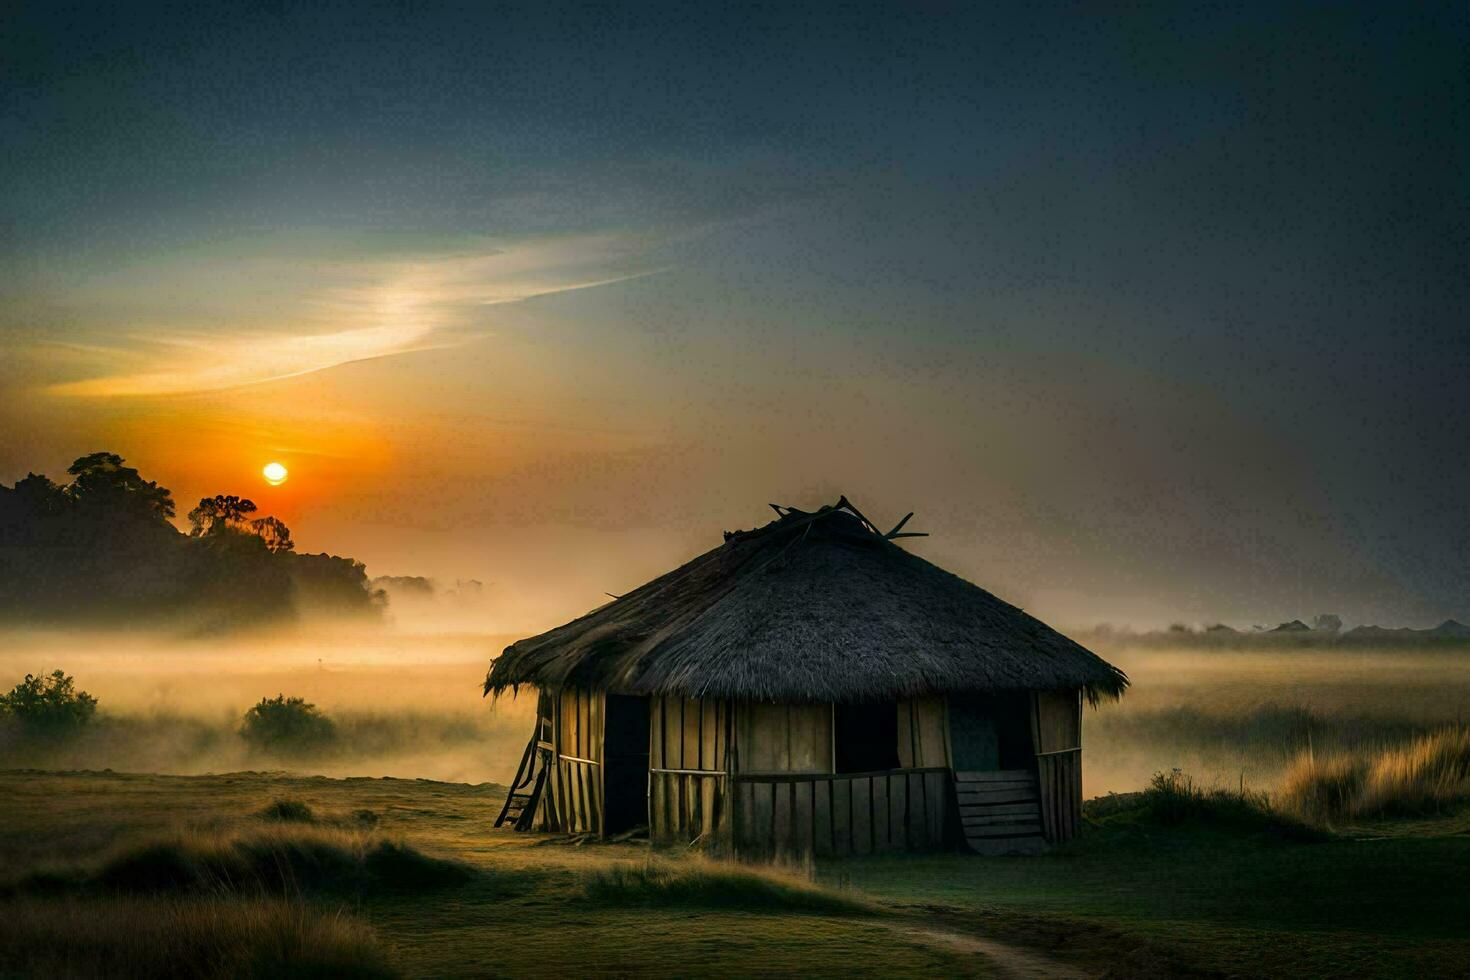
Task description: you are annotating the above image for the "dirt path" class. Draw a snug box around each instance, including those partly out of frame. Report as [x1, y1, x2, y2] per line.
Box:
[886, 922, 1092, 980]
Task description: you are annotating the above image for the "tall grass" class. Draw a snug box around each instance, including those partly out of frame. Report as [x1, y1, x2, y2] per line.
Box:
[0, 895, 396, 978]
[1280, 727, 1470, 821]
[581, 856, 870, 915]
[1124, 769, 1326, 841]
[14, 824, 473, 898]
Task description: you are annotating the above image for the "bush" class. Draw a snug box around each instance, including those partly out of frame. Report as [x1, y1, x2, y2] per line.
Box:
[257, 799, 317, 823]
[241, 695, 337, 756]
[1136, 768, 1326, 841]
[0, 670, 98, 734]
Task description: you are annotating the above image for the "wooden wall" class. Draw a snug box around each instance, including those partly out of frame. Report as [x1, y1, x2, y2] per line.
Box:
[730, 768, 951, 859]
[1031, 688, 1083, 843]
[897, 697, 950, 769]
[649, 696, 728, 844]
[547, 687, 604, 836]
[735, 702, 832, 773]
[727, 698, 952, 858]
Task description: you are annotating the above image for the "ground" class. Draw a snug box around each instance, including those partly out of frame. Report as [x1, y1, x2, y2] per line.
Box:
[2, 770, 1467, 978]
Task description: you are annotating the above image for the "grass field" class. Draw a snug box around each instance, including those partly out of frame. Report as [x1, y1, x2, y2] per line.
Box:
[3, 768, 1468, 978]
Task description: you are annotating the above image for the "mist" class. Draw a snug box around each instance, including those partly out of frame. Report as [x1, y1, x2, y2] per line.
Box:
[0, 623, 535, 784]
[1082, 639, 1470, 797]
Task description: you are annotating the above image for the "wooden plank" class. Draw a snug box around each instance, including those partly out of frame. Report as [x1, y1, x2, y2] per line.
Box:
[713, 701, 726, 774]
[794, 780, 814, 857]
[871, 774, 892, 852]
[925, 770, 947, 846]
[649, 771, 663, 840]
[966, 824, 1044, 838]
[772, 781, 793, 859]
[649, 697, 664, 771]
[700, 700, 716, 771]
[956, 770, 1036, 782]
[833, 776, 853, 856]
[683, 698, 700, 773]
[955, 782, 1037, 794]
[737, 780, 756, 856]
[700, 773, 718, 839]
[957, 788, 1039, 805]
[593, 759, 604, 837]
[753, 781, 774, 856]
[813, 778, 833, 857]
[907, 772, 926, 849]
[888, 773, 907, 851]
[958, 802, 1040, 816]
[850, 776, 873, 855]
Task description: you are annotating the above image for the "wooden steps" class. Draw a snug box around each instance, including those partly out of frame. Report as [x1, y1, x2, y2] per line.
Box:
[954, 769, 1045, 855]
[494, 736, 551, 831]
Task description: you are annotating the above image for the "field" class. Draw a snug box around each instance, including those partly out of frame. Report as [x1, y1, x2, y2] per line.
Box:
[2, 767, 1468, 978]
[4, 632, 1470, 977]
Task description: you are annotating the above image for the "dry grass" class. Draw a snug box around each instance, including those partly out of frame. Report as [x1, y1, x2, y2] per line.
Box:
[0, 895, 396, 978]
[580, 855, 871, 915]
[13, 824, 474, 898]
[1280, 727, 1470, 822]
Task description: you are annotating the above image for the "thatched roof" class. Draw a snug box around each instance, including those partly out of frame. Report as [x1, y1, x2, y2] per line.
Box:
[484, 498, 1128, 704]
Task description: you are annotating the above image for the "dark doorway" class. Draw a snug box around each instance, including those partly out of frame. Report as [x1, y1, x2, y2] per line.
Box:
[834, 701, 901, 773]
[949, 693, 1034, 771]
[603, 694, 650, 833]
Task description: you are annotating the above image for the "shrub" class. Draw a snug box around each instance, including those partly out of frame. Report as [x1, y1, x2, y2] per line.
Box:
[257, 799, 317, 823]
[0, 670, 98, 734]
[1138, 768, 1325, 841]
[241, 695, 337, 756]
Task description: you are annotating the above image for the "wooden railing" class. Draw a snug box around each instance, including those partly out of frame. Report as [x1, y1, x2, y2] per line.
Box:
[730, 767, 951, 858]
[649, 768, 726, 842]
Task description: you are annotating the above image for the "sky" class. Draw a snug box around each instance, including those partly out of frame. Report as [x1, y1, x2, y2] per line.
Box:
[2, 2, 1467, 632]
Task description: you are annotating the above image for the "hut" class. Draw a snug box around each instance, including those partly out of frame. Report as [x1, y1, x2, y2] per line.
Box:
[484, 498, 1127, 856]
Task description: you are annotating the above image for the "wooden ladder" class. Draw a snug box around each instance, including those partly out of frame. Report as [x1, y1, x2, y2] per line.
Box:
[954, 769, 1046, 855]
[494, 735, 551, 831]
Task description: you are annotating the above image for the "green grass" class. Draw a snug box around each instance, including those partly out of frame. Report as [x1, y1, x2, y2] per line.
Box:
[821, 791, 1470, 978]
[7, 767, 1468, 977]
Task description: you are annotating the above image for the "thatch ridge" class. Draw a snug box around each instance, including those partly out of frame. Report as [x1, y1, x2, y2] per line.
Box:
[484, 498, 1128, 704]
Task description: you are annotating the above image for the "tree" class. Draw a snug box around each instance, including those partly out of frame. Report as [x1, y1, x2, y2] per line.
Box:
[0, 670, 98, 734]
[240, 695, 336, 755]
[66, 452, 175, 522]
[248, 515, 294, 553]
[188, 495, 258, 537]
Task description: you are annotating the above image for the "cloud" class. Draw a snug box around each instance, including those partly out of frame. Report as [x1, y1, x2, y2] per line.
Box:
[42, 235, 658, 397]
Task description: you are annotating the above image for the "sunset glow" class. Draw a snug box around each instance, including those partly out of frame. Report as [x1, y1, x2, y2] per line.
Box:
[262, 462, 288, 486]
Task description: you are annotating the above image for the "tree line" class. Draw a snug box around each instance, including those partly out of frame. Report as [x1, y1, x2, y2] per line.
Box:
[0, 452, 379, 628]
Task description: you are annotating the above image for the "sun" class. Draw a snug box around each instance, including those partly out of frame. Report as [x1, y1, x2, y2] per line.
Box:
[262, 462, 288, 486]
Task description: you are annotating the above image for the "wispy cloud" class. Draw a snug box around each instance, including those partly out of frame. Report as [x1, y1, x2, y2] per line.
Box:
[42, 235, 657, 397]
